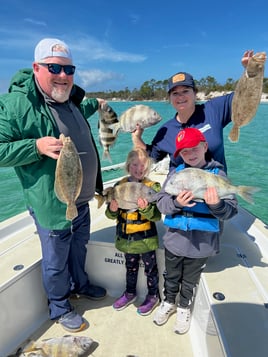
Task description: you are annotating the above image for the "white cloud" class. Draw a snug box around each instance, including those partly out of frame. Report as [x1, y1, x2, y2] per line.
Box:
[24, 18, 47, 27]
[77, 69, 124, 88]
[71, 37, 147, 63]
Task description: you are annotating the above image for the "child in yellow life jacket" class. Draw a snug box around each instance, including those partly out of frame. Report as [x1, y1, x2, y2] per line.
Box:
[105, 148, 161, 315]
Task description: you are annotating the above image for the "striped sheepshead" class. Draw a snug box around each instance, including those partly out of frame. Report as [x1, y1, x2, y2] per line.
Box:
[164, 168, 260, 204]
[98, 103, 119, 162]
[229, 51, 266, 142]
[54, 134, 83, 221]
[95, 181, 158, 210]
[20, 335, 94, 357]
[113, 104, 162, 133]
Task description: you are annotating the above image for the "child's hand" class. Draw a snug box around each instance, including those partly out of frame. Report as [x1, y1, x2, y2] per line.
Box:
[137, 197, 148, 209]
[203, 187, 220, 205]
[176, 190, 196, 207]
[109, 199, 119, 212]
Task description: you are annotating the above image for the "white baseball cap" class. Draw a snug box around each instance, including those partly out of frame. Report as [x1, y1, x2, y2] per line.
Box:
[34, 38, 72, 62]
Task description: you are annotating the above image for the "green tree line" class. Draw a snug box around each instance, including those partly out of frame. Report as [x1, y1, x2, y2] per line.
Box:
[85, 76, 268, 101]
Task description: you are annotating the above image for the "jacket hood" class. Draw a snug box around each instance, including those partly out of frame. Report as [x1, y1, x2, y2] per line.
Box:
[8, 68, 34, 94]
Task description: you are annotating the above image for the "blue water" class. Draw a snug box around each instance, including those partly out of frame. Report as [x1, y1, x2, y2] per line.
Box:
[0, 101, 268, 224]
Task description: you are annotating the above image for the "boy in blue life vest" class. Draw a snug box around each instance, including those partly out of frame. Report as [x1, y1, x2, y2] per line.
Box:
[153, 128, 238, 334]
[105, 148, 161, 316]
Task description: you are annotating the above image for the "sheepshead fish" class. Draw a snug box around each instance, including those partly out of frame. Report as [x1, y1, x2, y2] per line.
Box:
[165, 168, 260, 204]
[98, 103, 119, 162]
[54, 134, 83, 221]
[20, 335, 94, 357]
[114, 104, 162, 133]
[229, 51, 266, 142]
[95, 181, 158, 210]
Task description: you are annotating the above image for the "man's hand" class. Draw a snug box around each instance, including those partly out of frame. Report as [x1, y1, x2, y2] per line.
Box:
[36, 136, 63, 159]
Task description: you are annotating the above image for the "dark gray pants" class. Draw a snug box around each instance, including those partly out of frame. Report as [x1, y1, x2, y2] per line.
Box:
[163, 248, 208, 307]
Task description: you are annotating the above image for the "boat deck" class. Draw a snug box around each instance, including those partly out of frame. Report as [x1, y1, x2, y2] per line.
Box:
[1, 173, 268, 357]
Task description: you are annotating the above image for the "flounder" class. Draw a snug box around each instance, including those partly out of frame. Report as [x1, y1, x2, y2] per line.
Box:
[54, 134, 83, 221]
[229, 51, 266, 142]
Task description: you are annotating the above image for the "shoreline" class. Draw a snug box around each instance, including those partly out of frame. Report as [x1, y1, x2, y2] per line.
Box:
[108, 92, 268, 103]
[196, 91, 268, 103]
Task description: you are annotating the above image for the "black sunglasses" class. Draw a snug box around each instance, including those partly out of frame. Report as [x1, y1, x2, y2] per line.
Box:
[38, 63, 76, 75]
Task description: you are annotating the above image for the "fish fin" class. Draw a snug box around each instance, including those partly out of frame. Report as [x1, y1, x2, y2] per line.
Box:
[66, 204, 78, 220]
[228, 125, 239, 142]
[21, 341, 39, 353]
[94, 194, 105, 208]
[107, 122, 121, 136]
[237, 186, 261, 204]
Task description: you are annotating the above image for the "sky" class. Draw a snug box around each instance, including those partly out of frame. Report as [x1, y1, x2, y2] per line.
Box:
[0, 0, 268, 94]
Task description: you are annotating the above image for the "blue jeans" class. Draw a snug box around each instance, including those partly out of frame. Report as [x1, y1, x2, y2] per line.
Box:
[29, 204, 91, 320]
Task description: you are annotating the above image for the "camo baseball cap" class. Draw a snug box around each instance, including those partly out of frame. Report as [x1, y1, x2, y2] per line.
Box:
[34, 38, 72, 62]
[168, 72, 195, 92]
[174, 128, 206, 158]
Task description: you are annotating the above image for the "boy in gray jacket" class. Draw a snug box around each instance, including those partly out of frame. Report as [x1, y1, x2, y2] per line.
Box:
[153, 128, 238, 334]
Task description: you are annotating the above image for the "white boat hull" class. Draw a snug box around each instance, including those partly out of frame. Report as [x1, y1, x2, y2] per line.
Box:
[1, 174, 268, 357]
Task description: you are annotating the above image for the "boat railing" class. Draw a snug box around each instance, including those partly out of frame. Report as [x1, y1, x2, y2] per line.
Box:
[101, 162, 125, 172]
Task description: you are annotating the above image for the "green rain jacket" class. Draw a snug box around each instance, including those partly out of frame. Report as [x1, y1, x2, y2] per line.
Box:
[0, 68, 103, 229]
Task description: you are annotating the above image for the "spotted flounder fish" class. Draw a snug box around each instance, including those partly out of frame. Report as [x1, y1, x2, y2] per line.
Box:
[165, 167, 259, 204]
[20, 335, 94, 357]
[229, 51, 266, 142]
[95, 181, 158, 210]
[98, 103, 119, 162]
[54, 134, 83, 221]
[114, 104, 162, 132]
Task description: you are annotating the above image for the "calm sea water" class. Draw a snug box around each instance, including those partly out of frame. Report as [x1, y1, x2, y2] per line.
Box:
[0, 101, 268, 224]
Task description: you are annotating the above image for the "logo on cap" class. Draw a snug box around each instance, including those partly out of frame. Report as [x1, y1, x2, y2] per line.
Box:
[172, 73, 185, 83]
[52, 44, 69, 55]
[177, 130, 186, 143]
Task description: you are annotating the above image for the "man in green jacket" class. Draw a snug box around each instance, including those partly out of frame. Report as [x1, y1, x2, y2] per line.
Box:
[0, 38, 107, 332]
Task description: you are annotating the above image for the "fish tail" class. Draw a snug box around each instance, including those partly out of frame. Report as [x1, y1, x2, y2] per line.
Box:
[228, 125, 239, 142]
[66, 204, 78, 220]
[237, 186, 261, 204]
[94, 194, 105, 208]
[102, 150, 112, 163]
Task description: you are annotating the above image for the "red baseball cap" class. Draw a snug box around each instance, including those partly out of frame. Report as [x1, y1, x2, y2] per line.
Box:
[174, 128, 206, 158]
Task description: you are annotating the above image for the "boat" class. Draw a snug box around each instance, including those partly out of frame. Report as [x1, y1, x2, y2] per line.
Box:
[1, 163, 268, 357]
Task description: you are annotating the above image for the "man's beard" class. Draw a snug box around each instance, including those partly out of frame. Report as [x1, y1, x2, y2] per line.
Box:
[51, 87, 71, 103]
